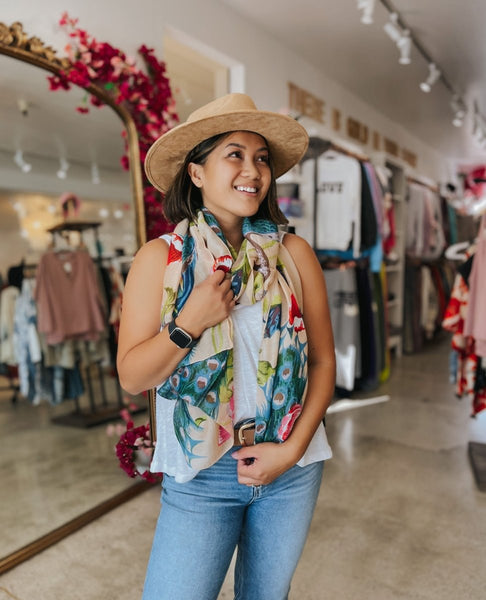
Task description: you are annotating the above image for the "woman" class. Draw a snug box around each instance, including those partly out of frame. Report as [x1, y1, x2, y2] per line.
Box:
[117, 93, 336, 600]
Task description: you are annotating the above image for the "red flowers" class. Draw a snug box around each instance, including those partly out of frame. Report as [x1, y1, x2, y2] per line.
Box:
[112, 408, 162, 484]
[49, 13, 179, 240]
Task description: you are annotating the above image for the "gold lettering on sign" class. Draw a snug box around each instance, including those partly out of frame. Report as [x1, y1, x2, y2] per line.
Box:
[372, 131, 381, 151]
[288, 82, 325, 123]
[384, 137, 399, 157]
[347, 117, 369, 144]
[332, 108, 341, 131]
[401, 148, 417, 168]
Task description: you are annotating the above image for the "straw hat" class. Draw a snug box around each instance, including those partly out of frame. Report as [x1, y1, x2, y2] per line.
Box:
[144, 93, 309, 193]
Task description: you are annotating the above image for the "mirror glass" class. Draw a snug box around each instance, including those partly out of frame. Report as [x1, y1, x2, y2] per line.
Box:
[0, 52, 144, 560]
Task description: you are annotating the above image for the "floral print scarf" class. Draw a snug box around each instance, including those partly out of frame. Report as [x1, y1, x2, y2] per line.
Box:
[158, 209, 307, 471]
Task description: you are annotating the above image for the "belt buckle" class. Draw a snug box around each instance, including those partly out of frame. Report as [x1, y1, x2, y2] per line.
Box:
[236, 419, 255, 446]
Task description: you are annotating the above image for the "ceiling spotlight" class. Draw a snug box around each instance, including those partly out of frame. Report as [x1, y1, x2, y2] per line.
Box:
[475, 126, 486, 145]
[384, 13, 411, 65]
[450, 96, 466, 127]
[13, 149, 32, 173]
[57, 157, 70, 179]
[357, 0, 375, 25]
[17, 98, 29, 117]
[91, 162, 101, 185]
[420, 63, 441, 93]
[397, 30, 411, 65]
[383, 13, 401, 43]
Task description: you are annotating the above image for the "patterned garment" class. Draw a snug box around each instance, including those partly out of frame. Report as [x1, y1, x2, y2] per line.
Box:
[442, 270, 486, 416]
[158, 209, 308, 471]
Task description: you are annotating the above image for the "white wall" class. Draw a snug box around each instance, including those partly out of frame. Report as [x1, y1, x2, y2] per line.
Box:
[3, 0, 450, 180]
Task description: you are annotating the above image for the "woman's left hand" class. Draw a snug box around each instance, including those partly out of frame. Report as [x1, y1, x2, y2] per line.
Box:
[231, 442, 299, 486]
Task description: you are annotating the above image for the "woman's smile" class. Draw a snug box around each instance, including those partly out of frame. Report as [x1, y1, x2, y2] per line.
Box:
[234, 185, 259, 194]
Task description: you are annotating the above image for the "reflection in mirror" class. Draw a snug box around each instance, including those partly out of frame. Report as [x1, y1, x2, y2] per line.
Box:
[0, 50, 147, 567]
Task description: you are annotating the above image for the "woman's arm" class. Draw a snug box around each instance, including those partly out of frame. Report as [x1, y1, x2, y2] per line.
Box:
[116, 238, 234, 395]
[279, 232, 336, 458]
[233, 233, 336, 484]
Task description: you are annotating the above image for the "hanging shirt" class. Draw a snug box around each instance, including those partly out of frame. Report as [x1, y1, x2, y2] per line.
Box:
[359, 162, 378, 250]
[406, 183, 426, 257]
[464, 215, 486, 357]
[35, 250, 106, 345]
[0, 286, 19, 365]
[316, 151, 362, 256]
[13, 278, 42, 400]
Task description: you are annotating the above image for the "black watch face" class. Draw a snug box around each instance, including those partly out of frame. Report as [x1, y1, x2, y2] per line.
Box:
[171, 326, 192, 348]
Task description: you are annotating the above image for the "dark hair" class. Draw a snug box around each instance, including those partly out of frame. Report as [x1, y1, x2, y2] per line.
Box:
[163, 131, 288, 225]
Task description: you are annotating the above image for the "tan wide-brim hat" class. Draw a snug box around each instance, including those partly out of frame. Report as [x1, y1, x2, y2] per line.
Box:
[144, 93, 309, 193]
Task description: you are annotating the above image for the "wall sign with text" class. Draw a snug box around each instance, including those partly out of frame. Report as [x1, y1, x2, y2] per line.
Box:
[288, 82, 418, 168]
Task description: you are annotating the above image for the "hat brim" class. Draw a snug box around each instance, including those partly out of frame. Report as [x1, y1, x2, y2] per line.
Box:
[144, 110, 309, 193]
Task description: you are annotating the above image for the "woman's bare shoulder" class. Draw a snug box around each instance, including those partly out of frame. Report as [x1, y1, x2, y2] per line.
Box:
[281, 232, 315, 261]
[131, 237, 169, 268]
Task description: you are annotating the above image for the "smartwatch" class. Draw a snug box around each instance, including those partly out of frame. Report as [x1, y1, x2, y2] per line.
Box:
[168, 319, 198, 349]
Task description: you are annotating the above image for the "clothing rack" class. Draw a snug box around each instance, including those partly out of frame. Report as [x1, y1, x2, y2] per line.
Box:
[47, 220, 102, 234]
[40, 223, 144, 427]
[0, 366, 19, 404]
[48, 220, 103, 260]
[406, 175, 439, 193]
[49, 358, 139, 429]
[303, 136, 369, 163]
[326, 141, 369, 163]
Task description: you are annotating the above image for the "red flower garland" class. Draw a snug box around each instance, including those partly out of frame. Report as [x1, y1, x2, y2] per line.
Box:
[114, 409, 162, 484]
[48, 12, 179, 240]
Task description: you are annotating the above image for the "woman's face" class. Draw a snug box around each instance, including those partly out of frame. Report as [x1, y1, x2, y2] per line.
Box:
[188, 131, 272, 224]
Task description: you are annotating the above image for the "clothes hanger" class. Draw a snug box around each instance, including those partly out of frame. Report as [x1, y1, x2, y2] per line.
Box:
[445, 241, 470, 261]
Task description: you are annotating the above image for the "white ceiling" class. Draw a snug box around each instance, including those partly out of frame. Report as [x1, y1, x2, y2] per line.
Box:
[0, 53, 126, 173]
[1, 0, 486, 185]
[222, 0, 486, 168]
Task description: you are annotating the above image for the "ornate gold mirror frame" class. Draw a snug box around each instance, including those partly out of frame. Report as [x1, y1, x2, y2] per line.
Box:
[0, 21, 147, 248]
[0, 22, 150, 575]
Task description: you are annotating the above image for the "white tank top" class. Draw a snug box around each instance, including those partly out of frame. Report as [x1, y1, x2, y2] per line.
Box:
[150, 301, 332, 483]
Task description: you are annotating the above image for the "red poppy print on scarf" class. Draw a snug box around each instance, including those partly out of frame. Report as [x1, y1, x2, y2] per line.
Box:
[213, 255, 233, 273]
[167, 234, 183, 264]
[277, 403, 303, 441]
[289, 294, 305, 332]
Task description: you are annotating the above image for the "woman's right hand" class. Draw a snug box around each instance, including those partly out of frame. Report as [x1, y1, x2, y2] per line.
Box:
[176, 268, 236, 339]
[117, 239, 237, 394]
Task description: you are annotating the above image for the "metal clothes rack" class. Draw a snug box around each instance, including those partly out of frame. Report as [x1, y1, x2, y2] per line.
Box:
[0, 366, 19, 403]
[44, 221, 144, 427]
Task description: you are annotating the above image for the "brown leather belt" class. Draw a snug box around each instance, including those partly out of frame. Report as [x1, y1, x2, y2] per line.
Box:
[233, 419, 256, 446]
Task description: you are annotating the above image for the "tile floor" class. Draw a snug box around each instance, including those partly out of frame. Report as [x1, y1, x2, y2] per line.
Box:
[1, 332, 486, 600]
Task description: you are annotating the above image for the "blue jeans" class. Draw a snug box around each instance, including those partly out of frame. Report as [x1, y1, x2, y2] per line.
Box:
[142, 451, 324, 600]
